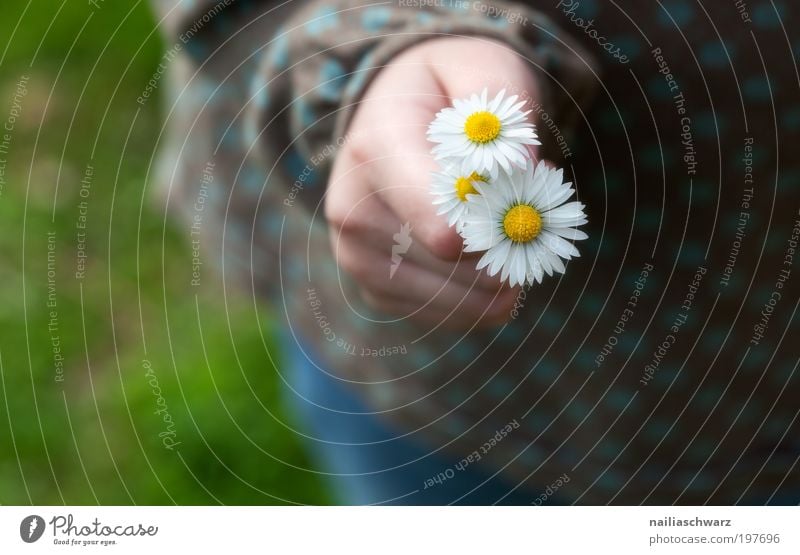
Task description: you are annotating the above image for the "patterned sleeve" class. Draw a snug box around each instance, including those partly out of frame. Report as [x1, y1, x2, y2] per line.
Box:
[256, 0, 599, 185]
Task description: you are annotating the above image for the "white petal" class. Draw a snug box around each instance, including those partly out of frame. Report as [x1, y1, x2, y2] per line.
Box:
[539, 231, 581, 259]
[547, 227, 588, 241]
[487, 240, 511, 276]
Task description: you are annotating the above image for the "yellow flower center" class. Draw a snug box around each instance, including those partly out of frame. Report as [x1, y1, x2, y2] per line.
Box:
[464, 111, 502, 144]
[503, 204, 542, 243]
[454, 172, 486, 202]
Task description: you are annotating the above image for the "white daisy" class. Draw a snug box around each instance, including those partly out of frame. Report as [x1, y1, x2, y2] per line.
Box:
[427, 88, 540, 178]
[430, 165, 489, 230]
[461, 160, 588, 287]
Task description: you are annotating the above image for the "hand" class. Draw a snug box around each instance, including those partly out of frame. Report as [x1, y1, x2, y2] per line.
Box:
[325, 37, 541, 329]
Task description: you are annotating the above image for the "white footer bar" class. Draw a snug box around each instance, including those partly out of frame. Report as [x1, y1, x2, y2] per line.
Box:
[2, 506, 798, 554]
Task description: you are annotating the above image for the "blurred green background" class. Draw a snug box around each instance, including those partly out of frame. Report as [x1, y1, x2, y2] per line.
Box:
[0, 1, 330, 504]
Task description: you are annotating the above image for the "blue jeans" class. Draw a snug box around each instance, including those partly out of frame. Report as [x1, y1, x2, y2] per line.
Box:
[282, 336, 542, 505]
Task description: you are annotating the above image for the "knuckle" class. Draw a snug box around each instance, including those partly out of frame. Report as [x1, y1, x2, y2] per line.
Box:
[462, 291, 514, 326]
[359, 290, 378, 308]
[488, 296, 516, 321]
[336, 249, 364, 281]
[344, 133, 372, 167]
[324, 198, 343, 228]
[476, 272, 504, 290]
[360, 290, 382, 309]
[338, 249, 383, 288]
[350, 263, 372, 284]
[324, 192, 364, 234]
[324, 184, 348, 228]
[337, 211, 366, 235]
[361, 290, 397, 314]
[477, 304, 513, 327]
[424, 222, 463, 261]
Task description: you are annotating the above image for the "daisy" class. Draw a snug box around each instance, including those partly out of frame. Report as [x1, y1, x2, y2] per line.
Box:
[430, 164, 489, 230]
[461, 160, 588, 287]
[427, 88, 540, 178]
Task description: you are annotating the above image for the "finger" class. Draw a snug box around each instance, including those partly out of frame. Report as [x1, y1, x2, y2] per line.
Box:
[334, 202, 508, 292]
[335, 234, 518, 318]
[404, 239, 509, 291]
[329, 137, 524, 292]
[383, 253, 520, 314]
[428, 37, 543, 166]
[326, 134, 505, 296]
[339, 215, 507, 292]
[326, 146, 402, 242]
[339, 55, 457, 254]
[427, 37, 541, 120]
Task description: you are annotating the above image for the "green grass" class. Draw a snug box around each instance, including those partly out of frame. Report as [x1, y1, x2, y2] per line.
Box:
[0, 1, 330, 504]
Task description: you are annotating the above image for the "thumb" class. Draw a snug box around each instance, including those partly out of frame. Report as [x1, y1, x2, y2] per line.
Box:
[429, 36, 543, 164]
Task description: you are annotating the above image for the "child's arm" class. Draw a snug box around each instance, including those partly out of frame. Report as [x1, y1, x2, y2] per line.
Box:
[150, 1, 596, 327]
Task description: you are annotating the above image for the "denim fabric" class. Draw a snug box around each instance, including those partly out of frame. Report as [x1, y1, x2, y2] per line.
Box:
[282, 337, 549, 506]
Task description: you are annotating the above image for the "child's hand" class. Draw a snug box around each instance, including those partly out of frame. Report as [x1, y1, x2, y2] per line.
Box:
[325, 37, 540, 328]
